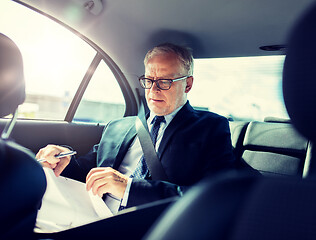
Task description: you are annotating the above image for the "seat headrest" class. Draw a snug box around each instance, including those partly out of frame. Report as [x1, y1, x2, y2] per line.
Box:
[0, 33, 25, 117]
[283, 3, 316, 142]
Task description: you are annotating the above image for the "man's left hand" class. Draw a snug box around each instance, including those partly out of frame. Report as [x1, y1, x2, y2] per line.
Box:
[86, 167, 128, 199]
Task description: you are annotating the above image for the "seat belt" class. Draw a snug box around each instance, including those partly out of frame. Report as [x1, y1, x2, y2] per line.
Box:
[135, 117, 169, 181]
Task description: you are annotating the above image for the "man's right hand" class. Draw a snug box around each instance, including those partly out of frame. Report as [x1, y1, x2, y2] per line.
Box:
[36, 144, 71, 177]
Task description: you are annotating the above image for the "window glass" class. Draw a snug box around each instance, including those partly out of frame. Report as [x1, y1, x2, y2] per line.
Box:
[74, 60, 126, 123]
[0, 1, 126, 122]
[0, 1, 95, 120]
[190, 56, 288, 121]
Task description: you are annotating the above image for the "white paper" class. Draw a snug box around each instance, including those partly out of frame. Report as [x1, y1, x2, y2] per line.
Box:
[35, 168, 113, 233]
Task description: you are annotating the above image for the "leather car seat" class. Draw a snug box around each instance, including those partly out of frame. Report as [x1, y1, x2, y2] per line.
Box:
[0, 33, 46, 239]
[144, 2, 316, 240]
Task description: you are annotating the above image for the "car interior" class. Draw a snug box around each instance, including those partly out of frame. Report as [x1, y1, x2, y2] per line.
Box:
[0, 0, 316, 239]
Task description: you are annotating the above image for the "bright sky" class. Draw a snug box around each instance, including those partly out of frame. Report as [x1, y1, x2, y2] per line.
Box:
[0, 1, 94, 97]
[190, 56, 287, 120]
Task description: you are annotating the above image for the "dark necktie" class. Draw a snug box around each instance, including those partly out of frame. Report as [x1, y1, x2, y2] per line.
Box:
[131, 115, 166, 179]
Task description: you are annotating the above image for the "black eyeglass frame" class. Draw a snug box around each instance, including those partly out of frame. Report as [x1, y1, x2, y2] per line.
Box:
[139, 75, 190, 90]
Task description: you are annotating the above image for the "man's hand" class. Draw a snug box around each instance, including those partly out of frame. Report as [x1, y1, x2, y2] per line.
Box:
[86, 167, 128, 199]
[36, 144, 71, 177]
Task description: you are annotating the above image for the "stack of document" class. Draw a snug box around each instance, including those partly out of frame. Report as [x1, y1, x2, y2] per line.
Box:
[35, 168, 113, 233]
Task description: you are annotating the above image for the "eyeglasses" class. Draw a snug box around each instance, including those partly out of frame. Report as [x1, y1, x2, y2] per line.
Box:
[139, 75, 190, 90]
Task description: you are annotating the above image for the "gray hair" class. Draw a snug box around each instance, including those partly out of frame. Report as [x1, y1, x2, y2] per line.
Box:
[144, 43, 194, 76]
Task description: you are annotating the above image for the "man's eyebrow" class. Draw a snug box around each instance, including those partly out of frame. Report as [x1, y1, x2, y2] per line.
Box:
[145, 75, 176, 79]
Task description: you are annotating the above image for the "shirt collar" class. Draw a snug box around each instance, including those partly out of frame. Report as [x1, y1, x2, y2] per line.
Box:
[148, 102, 185, 127]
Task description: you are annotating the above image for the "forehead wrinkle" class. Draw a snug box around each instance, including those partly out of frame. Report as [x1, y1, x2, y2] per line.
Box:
[145, 66, 175, 78]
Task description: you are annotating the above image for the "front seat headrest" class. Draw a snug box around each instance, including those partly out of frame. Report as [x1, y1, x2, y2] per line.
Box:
[283, 3, 316, 142]
[0, 33, 25, 117]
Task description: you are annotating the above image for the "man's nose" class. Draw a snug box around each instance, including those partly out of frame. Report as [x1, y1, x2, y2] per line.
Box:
[151, 81, 160, 91]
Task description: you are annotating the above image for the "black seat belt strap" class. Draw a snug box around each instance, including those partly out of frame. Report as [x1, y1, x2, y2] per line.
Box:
[136, 117, 169, 181]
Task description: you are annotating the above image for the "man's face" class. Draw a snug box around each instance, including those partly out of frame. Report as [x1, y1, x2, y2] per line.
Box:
[145, 53, 193, 116]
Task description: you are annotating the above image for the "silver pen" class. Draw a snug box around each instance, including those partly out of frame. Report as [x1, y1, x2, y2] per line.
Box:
[37, 151, 77, 163]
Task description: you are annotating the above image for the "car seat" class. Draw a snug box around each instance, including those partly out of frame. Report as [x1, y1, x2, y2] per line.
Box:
[0, 33, 46, 239]
[144, 2, 316, 240]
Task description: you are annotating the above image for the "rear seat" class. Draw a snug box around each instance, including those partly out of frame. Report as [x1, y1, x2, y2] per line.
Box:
[229, 121, 249, 162]
[229, 120, 309, 177]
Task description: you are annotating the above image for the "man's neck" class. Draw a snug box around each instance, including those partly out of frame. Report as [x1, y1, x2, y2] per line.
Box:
[148, 101, 187, 126]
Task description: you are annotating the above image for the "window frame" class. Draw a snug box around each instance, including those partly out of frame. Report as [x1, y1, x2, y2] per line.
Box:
[14, 0, 138, 123]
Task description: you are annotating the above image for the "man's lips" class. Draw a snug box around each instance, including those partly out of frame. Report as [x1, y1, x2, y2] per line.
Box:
[150, 98, 164, 102]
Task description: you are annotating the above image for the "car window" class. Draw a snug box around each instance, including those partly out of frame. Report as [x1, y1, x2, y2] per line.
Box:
[0, 1, 126, 122]
[190, 55, 288, 121]
[74, 60, 125, 123]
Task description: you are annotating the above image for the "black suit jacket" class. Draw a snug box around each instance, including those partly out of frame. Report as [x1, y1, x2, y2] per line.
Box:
[65, 102, 235, 207]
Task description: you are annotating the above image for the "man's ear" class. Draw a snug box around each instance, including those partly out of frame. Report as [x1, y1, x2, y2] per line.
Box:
[185, 76, 193, 93]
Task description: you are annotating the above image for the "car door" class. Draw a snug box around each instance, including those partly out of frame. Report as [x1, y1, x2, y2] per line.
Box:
[0, 1, 138, 157]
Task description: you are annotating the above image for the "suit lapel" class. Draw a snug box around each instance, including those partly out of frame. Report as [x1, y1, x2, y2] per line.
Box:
[113, 121, 137, 169]
[98, 117, 137, 170]
[157, 102, 195, 158]
[112, 102, 148, 169]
